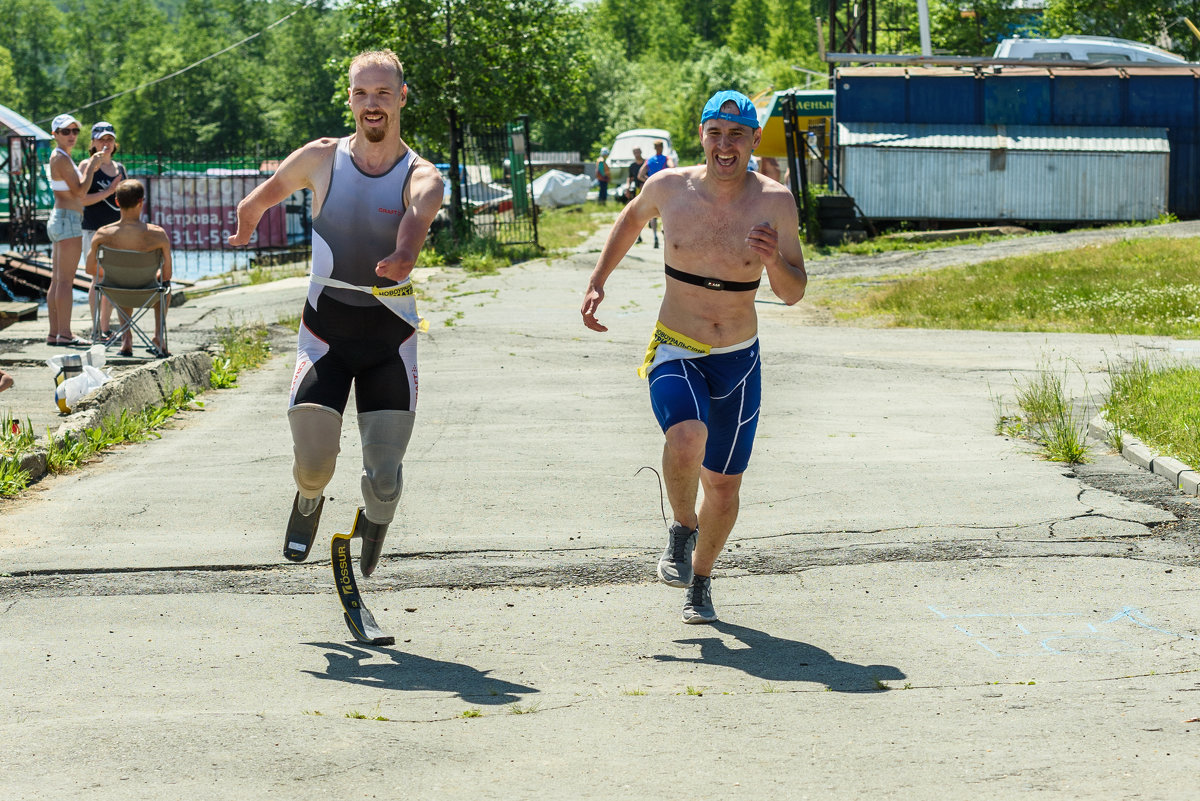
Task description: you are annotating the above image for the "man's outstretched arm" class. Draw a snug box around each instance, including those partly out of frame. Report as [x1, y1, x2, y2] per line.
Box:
[228, 141, 330, 247]
[582, 186, 660, 332]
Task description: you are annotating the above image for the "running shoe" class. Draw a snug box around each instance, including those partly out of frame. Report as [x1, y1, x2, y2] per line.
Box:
[657, 522, 696, 588]
[682, 575, 717, 624]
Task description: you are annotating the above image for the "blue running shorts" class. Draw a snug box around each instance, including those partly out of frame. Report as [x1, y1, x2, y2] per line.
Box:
[647, 339, 761, 475]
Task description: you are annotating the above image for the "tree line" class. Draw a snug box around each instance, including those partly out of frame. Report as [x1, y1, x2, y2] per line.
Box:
[1, 0, 1194, 165]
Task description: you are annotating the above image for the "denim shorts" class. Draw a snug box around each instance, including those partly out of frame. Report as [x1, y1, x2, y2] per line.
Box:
[47, 208, 83, 243]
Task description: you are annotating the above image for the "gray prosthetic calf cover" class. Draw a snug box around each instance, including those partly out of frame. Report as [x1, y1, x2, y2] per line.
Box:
[358, 410, 415, 525]
[289, 404, 343, 500]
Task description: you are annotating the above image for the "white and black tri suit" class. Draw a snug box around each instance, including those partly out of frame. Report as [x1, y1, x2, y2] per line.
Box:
[290, 137, 421, 415]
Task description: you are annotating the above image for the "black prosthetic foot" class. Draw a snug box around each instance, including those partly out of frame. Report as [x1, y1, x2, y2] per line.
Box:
[351, 506, 390, 578]
[331, 532, 394, 646]
[283, 493, 324, 563]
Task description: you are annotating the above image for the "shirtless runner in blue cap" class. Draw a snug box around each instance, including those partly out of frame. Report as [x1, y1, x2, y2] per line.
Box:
[582, 89, 807, 624]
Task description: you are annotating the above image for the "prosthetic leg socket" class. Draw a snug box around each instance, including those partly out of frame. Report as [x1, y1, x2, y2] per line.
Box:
[288, 403, 342, 501]
[352, 507, 389, 578]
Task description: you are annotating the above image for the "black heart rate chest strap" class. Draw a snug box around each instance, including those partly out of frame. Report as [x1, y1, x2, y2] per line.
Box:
[665, 264, 761, 292]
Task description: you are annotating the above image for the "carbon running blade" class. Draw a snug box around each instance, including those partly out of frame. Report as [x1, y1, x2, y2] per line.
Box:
[331, 532, 395, 646]
[284, 493, 324, 563]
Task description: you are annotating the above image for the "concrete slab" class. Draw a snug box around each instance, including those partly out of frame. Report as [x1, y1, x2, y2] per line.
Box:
[3, 233, 1200, 797]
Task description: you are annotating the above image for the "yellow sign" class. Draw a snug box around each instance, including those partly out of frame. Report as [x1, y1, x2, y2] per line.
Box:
[755, 91, 834, 159]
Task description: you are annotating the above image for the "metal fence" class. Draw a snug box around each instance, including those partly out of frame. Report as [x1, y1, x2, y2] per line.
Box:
[120, 152, 311, 280]
[455, 116, 539, 247]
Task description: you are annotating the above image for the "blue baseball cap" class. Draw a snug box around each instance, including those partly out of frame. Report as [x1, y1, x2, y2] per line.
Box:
[700, 90, 760, 129]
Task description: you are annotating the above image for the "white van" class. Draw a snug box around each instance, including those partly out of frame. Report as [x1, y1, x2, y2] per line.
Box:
[607, 129, 679, 175]
[993, 36, 1187, 64]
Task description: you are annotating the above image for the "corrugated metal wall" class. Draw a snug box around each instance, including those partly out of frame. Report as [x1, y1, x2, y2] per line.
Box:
[843, 148, 1169, 221]
[835, 67, 1200, 217]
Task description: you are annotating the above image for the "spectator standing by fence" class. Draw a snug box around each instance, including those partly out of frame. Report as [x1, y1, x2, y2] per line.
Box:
[80, 121, 127, 341]
[46, 114, 112, 347]
[596, 147, 610, 204]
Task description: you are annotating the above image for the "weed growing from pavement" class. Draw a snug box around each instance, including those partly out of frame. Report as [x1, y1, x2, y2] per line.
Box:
[43, 388, 199, 476]
[622, 688, 647, 696]
[460, 709, 482, 718]
[507, 702, 540, 715]
[684, 686, 704, 696]
[0, 456, 31, 496]
[210, 322, 273, 388]
[1104, 353, 1200, 467]
[994, 359, 1091, 465]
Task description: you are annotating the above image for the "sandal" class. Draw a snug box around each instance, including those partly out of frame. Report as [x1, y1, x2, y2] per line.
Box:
[62, 335, 91, 348]
[146, 345, 171, 358]
[117, 347, 133, 357]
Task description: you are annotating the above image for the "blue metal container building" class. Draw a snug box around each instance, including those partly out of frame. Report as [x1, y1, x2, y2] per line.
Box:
[835, 66, 1200, 217]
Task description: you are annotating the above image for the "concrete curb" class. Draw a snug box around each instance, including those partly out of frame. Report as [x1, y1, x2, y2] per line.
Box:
[15, 351, 213, 486]
[1088, 412, 1200, 496]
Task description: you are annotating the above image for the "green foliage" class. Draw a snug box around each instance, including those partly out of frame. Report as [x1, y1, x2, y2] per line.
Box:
[209, 321, 273, 388]
[342, 0, 588, 157]
[1105, 355, 1200, 468]
[996, 362, 1092, 464]
[0, 456, 31, 497]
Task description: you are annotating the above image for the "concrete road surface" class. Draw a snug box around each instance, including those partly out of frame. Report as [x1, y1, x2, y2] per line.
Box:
[2, 229, 1198, 799]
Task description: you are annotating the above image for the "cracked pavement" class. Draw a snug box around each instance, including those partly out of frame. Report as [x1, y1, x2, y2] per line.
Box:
[2, 231, 1199, 798]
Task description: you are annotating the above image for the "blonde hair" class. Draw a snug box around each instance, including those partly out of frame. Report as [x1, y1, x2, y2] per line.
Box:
[349, 49, 405, 86]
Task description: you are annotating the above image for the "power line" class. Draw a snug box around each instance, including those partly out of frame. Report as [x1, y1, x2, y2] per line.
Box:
[37, 1, 313, 125]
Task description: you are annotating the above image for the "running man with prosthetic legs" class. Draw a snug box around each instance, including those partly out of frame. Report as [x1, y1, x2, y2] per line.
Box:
[582, 90, 807, 624]
[230, 49, 443, 578]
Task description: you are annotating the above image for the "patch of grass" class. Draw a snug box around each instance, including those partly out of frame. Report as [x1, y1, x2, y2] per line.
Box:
[507, 702, 540, 715]
[43, 388, 199, 476]
[534, 202, 620, 253]
[761, 682, 781, 693]
[873, 678, 891, 690]
[0, 456, 31, 496]
[995, 361, 1091, 464]
[1104, 354, 1200, 467]
[819, 237, 1200, 336]
[684, 686, 704, 696]
[460, 708, 482, 718]
[0, 413, 35, 457]
[813, 229, 1021, 258]
[210, 322, 272, 388]
[622, 688, 647, 696]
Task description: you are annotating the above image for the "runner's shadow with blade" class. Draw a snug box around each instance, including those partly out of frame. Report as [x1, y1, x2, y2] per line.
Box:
[302, 642, 538, 704]
[651, 621, 905, 693]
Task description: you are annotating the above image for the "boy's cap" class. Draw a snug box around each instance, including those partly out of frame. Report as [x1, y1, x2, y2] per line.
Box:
[700, 90, 759, 129]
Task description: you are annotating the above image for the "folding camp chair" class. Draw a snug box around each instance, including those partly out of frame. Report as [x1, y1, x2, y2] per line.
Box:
[93, 245, 170, 357]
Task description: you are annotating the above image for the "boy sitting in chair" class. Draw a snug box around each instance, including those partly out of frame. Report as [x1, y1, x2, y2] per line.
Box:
[85, 179, 173, 357]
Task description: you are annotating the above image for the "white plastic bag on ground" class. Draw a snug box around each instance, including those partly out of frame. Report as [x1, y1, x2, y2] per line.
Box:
[47, 346, 111, 413]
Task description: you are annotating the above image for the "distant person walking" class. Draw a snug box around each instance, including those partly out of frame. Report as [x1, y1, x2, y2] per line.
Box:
[79, 121, 127, 341]
[228, 49, 444, 579]
[625, 147, 647, 242]
[638, 139, 673, 248]
[596, 147, 611, 204]
[46, 113, 112, 347]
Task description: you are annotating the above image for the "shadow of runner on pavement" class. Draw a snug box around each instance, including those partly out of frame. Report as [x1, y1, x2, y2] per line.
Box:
[302, 642, 539, 704]
[651, 621, 906, 693]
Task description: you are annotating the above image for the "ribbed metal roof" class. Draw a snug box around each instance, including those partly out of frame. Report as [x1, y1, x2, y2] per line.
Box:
[838, 122, 1169, 152]
[0, 103, 53, 140]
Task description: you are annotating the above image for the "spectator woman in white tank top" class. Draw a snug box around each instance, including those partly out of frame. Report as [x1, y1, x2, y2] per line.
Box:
[45, 113, 113, 346]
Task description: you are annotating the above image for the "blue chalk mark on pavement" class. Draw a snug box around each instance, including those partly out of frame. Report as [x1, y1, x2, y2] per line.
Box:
[929, 605, 1198, 657]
